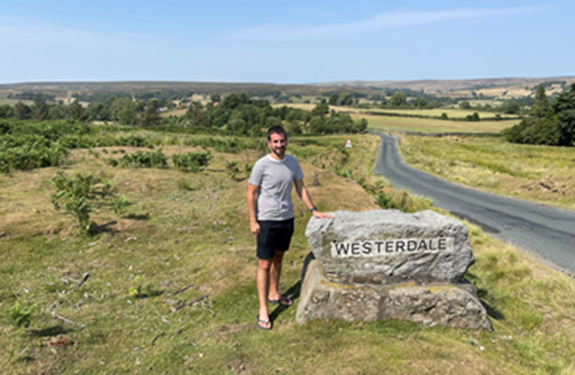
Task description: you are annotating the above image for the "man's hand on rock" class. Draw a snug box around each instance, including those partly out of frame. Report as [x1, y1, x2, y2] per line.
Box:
[313, 211, 333, 220]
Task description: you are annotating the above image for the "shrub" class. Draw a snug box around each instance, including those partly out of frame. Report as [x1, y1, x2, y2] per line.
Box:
[112, 196, 131, 217]
[244, 163, 253, 179]
[0, 134, 70, 173]
[107, 149, 168, 169]
[10, 301, 38, 329]
[114, 135, 154, 148]
[51, 171, 113, 234]
[172, 151, 212, 172]
[225, 161, 241, 180]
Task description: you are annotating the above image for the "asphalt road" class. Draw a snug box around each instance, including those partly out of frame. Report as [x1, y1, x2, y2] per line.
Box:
[372, 133, 575, 277]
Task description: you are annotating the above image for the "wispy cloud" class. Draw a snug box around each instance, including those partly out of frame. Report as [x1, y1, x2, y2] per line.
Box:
[0, 18, 154, 46]
[222, 6, 543, 41]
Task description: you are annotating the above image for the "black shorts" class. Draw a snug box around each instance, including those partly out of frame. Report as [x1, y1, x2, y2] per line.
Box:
[257, 218, 294, 260]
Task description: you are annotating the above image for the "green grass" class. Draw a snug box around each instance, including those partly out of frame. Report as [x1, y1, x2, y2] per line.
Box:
[1, 133, 575, 374]
[359, 107, 517, 119]
[361, 114, 519, 133]
[271, 103, 520, 133]
[399, 135, 575, 210]
[0, 98, 33, 105]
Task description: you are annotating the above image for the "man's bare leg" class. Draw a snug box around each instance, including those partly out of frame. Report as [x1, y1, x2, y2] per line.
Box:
[256, 259, 272, 329]
[268, 250, 283, 301]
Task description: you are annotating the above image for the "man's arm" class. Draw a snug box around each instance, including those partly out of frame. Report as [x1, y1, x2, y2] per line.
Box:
[294, 179, 333, 219]
[247, 183, 260, 238]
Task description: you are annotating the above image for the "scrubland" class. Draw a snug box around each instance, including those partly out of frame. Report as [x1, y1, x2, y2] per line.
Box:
[1, 132, 574, 374]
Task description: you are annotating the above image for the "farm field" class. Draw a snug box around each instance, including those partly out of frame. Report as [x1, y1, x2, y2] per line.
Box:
[1, 127, 575, 373]
[357, 114, 518, 133]
[273, 103, 514, 118]
[271, 103, 520, 133]
[361, 108, 517, 119]
[0, 98, 33, 105]
[399, 135, 575, 210]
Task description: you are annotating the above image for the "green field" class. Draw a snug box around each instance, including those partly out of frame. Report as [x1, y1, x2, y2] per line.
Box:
[0, 98, 33, 105]
[271, 103, 520, 133]
[2, 127, 575, 374]
[362, 107, 517, 119]
[399, 135, 575, 210]
[360, 114, 519, 133]
[271, 103, 516, 120]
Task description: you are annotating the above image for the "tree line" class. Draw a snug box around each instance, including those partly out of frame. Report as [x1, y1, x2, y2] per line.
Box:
[503, 84, 575, 146]
[0, 92, 367, 136]
[72, 90, 194, 103]
[182, 93, 367, 136]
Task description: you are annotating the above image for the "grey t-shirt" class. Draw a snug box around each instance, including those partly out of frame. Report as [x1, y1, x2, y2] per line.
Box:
[248, 154, 304, 221]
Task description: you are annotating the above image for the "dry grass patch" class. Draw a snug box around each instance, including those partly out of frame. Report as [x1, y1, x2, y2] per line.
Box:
[1, 133, 575, 374]
[399, 135, 575, 209]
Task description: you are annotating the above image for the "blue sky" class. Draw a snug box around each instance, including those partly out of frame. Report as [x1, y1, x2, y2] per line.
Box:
[1, 1, 573, 83]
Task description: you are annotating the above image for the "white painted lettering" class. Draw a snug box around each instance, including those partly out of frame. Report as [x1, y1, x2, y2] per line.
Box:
[330, 238, 455, 258]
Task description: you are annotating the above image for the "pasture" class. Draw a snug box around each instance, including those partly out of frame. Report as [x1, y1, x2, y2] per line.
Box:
[271, 104, 516, 120]
[399, 135, 575, 210]
[272, 103, 520, 133]
[0, 98, 34, 106]
[1, 127, 574, 374]
[359, 108, 517, 119]
[357, 115, 518, 133]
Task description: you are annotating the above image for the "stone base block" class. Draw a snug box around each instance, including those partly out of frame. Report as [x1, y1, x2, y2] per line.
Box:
[296, 259, 492, 331]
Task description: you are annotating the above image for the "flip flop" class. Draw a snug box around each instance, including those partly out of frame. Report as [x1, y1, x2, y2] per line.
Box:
[268, 296, 293, 307]
[257, 315, 272, 330]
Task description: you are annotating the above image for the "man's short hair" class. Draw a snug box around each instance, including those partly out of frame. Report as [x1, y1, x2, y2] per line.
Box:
[267, 125, 287, 141]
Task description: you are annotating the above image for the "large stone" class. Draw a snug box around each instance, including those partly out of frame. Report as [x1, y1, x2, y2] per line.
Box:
[296, 257, 492, 331]
[305, 210, 474, 284]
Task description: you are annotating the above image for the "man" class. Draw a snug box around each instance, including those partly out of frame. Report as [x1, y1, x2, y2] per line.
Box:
[247, 125, 332, 330]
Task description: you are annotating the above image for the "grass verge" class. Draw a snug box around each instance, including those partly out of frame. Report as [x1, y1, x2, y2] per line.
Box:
[399, 134, 575, 210]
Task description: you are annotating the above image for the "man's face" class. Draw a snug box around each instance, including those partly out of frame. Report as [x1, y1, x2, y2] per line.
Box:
[267, 132, 287, 159]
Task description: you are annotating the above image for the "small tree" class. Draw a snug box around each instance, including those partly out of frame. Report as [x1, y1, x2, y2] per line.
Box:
[553, 83, 575, 146]
[186, 102, 210, 127]
[328, 93, 339, 105]
[14, 101, 32, 120]
[33, 94, 49, 120]
[70, 99, 87, 122]
[390, 92, 407, 107]
[138, 99, 161, 127]
[337, 92, 353, 106]
[459, 101, 471, 110]
[531, 85, 552, 119]
[51, 172, 113, 234]
[0, 104, 14, 119]
[413, 97, 427, 109]
[311, 103, 329, 117]
[503, 85, 561, 145]
[117, 100, 138, 125]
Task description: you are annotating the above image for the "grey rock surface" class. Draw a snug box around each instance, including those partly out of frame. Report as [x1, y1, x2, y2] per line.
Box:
[305, 210, 474, 284]
[296, 259, 492, 331]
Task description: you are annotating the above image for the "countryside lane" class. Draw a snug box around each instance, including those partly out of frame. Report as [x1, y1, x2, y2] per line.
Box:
[372, 133, 575, 277]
